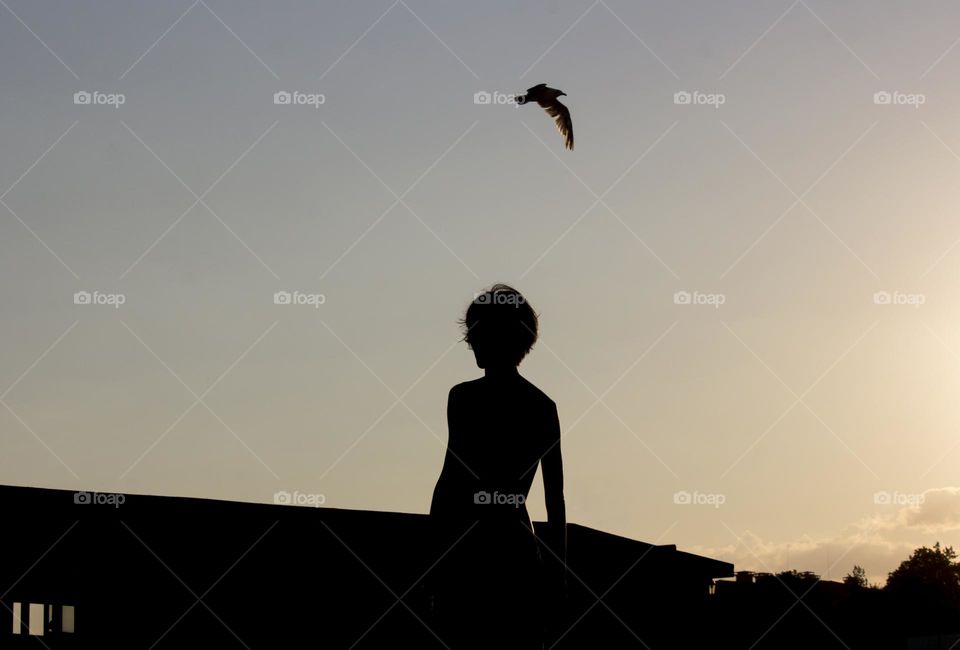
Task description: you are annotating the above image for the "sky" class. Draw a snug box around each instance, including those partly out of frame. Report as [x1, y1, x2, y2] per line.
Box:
[2, 0, 960, 586]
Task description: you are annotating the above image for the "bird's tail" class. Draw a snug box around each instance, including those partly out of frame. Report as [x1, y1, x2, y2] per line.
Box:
[515, 94, 528, 105]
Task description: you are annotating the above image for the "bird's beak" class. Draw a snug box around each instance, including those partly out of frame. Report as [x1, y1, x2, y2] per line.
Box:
[560, 92, 567, 96]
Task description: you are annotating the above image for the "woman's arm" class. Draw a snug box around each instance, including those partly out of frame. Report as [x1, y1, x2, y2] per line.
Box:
[541, 402, 567, 574]
[430, 385, 462, 516]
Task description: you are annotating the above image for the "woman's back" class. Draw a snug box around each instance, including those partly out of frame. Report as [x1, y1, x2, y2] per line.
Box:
[427, 285, 565, 649]
[430, 373, 558, 522]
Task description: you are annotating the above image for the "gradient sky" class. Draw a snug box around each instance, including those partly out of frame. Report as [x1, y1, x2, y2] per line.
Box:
[2, 0, 960, 585]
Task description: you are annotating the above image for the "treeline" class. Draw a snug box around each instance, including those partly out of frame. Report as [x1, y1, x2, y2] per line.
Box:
[710, 542, 960, 649]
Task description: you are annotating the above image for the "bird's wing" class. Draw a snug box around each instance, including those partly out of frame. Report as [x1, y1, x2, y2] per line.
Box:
[544, 100, 573, 150]
[526, 83, 547, 93]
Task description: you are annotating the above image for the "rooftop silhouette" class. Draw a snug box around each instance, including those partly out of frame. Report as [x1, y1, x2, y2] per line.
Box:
[0, 483, 732, 647]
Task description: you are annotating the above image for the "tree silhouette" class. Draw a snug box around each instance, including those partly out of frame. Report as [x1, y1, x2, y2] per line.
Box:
[887, 543, 960, 597]
[885, 542, 960, 634]
[843, 565, 868, 589]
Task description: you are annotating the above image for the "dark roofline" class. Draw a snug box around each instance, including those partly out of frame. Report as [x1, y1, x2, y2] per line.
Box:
[0, 483, 735, 579]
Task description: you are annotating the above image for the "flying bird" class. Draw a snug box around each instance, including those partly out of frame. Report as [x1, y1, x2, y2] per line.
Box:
[517, 84, 573, 150]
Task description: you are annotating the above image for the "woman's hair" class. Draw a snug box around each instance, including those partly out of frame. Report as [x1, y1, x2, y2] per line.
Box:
[459, 284, 538, 365]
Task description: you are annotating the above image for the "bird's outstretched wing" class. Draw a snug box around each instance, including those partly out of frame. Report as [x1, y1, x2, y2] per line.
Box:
[544, 100, 573, 150]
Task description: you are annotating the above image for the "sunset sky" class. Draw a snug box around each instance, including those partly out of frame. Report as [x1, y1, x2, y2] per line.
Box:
[2, 0, 960, 585]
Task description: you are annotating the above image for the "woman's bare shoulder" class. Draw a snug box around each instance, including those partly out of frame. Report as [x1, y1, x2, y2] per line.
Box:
[449, 378, 482, 392]
[517, 376, 556, 408]
[449, 376, 555, 408]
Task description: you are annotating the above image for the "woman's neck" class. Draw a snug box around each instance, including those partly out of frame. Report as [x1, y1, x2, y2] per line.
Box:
[484, 365, 519, 378]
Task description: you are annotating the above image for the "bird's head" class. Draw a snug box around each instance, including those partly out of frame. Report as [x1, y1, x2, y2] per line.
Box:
[559, 91, 567, 96]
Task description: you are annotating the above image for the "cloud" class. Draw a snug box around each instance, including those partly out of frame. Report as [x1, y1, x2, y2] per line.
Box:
[691, 487, 960, 587]
[901, 487, 960, 530]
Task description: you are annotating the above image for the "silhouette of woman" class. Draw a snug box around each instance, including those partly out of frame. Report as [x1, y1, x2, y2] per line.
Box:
[429, 284, 566, 649]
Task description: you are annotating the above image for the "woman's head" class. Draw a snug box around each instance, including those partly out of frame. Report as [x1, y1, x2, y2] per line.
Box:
[459, 284, 538, 368]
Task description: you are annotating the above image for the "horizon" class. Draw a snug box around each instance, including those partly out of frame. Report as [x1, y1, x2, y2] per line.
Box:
[3, 0, 960, 590]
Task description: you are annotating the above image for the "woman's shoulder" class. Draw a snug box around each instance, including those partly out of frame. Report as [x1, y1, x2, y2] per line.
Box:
[448, 376, 556, 408]
[516, 376, 556, 408]
[448, 378, 481, 395]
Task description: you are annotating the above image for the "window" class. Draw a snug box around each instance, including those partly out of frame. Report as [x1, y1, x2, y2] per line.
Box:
[28, 603, 44, 636]
[62, 605, 75, 634]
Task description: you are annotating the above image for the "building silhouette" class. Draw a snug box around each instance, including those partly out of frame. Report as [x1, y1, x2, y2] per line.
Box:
[0, 484, 733, 647]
